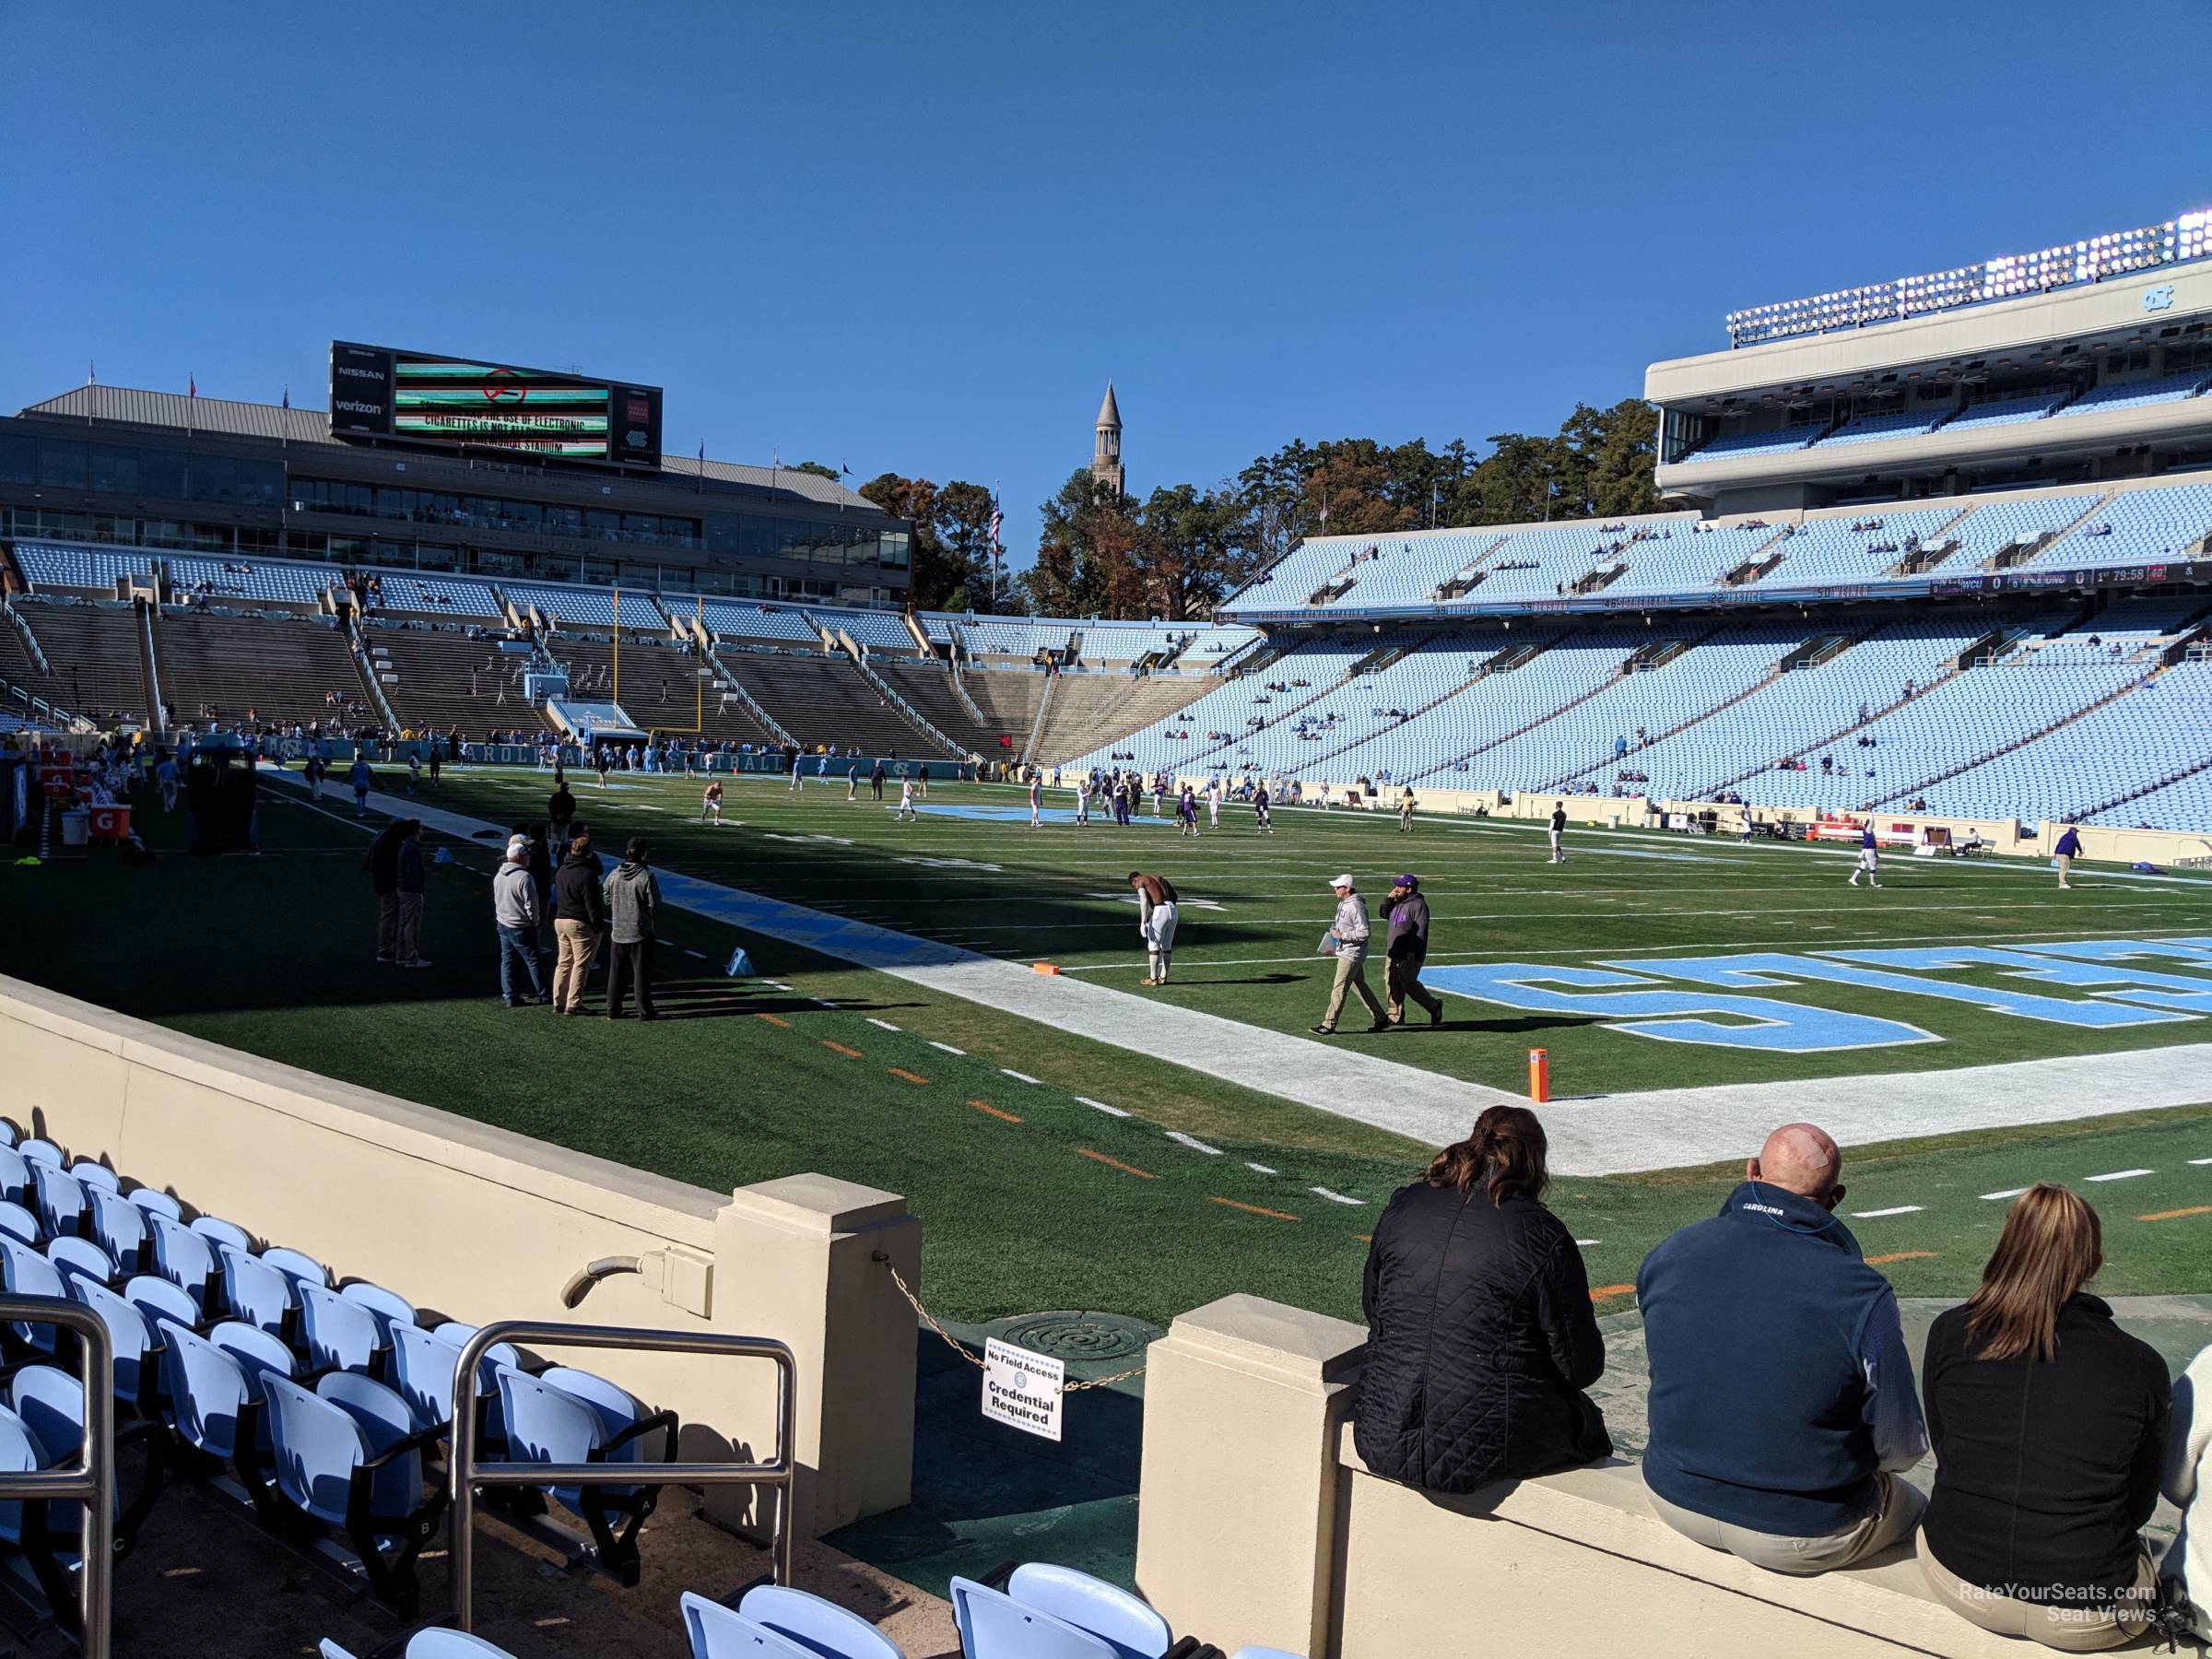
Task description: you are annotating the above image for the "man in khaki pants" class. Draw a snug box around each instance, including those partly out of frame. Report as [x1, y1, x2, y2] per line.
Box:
[1312, 874, 1387, 1035]
[550, 832, 606, 1014]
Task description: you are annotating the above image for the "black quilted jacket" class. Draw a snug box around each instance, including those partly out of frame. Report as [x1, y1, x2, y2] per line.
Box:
[1355, 1181, 1612, 1493]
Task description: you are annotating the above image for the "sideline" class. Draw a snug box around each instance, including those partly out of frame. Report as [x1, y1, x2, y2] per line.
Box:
[258, 767, 2212, 1174]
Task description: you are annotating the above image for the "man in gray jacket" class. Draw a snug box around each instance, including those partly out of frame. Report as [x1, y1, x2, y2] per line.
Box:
[491, 834, 549, 1006]
[1312, 873, 1388, 1036]
[603, 837, 662, 1021]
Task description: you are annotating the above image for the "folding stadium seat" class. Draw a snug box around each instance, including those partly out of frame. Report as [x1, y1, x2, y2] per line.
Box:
[680, 1591, 844, 1657]
[5, 1363, 164, 1630]
[340, 1280, 418, 1341]
[1006, 1563, 1174, 1659]
[263, 1245, 333, 1291]
[725, 1583, 909, 1658]
[124, 1274, 198, 1335]
[1229, 1650, 1305, 1658]
[126, 1187, 183, 1222]
[29, 1164, 86, 1239]
[494, 1365, 675, 1584]
[260, 1371, 450, 1615]
[189, 1214, 253, 1253]
[44, 1235, 118, 1289]
[68, 1277, 157, 1415]
[300, 1283, 386, 1377]
[0, 1121, 17, 1149]
[0, 1239, 68, 1356]
[86, 1187, 149, 1273]
[948, 1577, 1124, 1659]
[65, 1161, 117, 1194]
[215, 1242, 298, 1339]
[0, 1147, 29, 1206]
[157, 1321, 260, 1473]
[18, 1140, 64, 1171]
[0, 1203, 38, 1247]
[148, 1214, 218, 1314]
[322, 1632, 517, 1659]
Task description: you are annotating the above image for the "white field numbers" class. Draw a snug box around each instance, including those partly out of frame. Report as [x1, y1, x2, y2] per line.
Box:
[982, 1337, 1065, 1441]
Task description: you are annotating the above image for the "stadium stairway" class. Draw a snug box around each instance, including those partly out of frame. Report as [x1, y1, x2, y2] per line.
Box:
[14, 599, 153, 727]
[1031, 675, 1212, 767]
[700, 644, 800, 747]
[368, 624, 547, 740]
[151, 609, 362, 732]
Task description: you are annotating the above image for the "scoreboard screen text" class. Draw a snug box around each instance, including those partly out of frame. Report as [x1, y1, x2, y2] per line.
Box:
[329, 343, 663, 467]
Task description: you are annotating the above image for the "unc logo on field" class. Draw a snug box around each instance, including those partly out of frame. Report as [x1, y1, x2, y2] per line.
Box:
[2141, 284, 2175, 312]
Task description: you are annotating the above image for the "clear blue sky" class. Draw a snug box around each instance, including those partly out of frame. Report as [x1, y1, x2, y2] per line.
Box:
[7, 3, 2208, 569]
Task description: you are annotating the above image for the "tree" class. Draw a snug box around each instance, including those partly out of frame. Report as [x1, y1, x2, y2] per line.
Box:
[1135, 483, 1263, 620]
[933, 482, 1000, 610]
[788, 460, 841, 481]
[857, 472, 1005, 612]
[1019, 470, 1145, 618]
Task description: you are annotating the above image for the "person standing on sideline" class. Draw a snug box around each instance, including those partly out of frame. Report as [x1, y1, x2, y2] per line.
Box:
[1178, 783, 1198, 837]
[492, 836, 550, 1006]
[154, 749, 181, 813]
[602, 837, 661, 1020]
[1129, 870, 1180, 985]
[2053, 822, 2083, 889]
[365, 818, 405, 963]
[1253, 782, 1275, 833]
[550, 833, 606, 1015]
[547, 777, 576, 849]
[1398, 785, 1417, 833]
[789, 749, 804, 792]
[1638, 1123, 1927, 1575]
[1207, 779, 1222, 830]
[348, 755, 374, 818]
[1919, 1185, 2168, 1649]
[594, 746, 611, 790]
[392, 820, 429, 968]
[847, 760, 860, 801]
[869, 759, 885, 802]
[1849, 819, 1882, 888]
[1358, 1107, 1609, 1494]
[896, 776, 917, 821]
[1312, 874, 1388, 1035]
[1072, 775, 1089, 825]
[1380, 875, 1444, 1029]
[1030, 772, 1044, 829]
[406, 750, 421, 796]
[1547, 803, 1567, 864]
[1113, 776, 1133, 828]
[700, 780, 724, 825]
[427, 743, 441, 791]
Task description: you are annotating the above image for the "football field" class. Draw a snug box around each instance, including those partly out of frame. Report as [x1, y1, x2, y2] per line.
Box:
[4, 759, 2209, 1325]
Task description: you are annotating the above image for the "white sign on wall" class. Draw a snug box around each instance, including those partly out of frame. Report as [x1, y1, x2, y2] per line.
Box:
[982, 1337, 1065, 1441]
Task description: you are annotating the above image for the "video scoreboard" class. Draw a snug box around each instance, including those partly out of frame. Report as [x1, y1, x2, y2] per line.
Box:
[329, 343, 663, 467]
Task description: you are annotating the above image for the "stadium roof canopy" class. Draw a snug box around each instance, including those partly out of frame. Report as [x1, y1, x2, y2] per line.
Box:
[17, 383, 877, 509]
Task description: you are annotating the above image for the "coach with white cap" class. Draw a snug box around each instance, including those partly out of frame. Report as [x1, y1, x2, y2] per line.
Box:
[1312, 873, 1388, 1036]
[491, 833, 550, 1007]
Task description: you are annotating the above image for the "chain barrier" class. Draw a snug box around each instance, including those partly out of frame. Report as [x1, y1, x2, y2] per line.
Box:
[877, 1255, 1147, 1393]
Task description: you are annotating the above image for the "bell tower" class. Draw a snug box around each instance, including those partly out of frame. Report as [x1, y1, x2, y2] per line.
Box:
[1090, 382, 1125, 496]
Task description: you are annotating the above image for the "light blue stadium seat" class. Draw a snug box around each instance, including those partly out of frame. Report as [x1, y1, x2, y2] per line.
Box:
[1006, 1563, 1172, 1659]
[148, 1213, 218, 1312]
[124, 1273, 199, 1335]
[65, 1160, 117, 1194]
[735, 1583, 908, 1659]
[0, 1404, 41, 1546]
[30, 1163, 87, 1239]
[497, 1365, 674, 1583]
[8, 1360, 162, 1572]
[86, 1187, 149, 1273]
[0, 1240, 68, 1353]
[340, 1279, 418, 1339]
[18, 1140, 64, 1171]
[45, 1234, 117, 1288]
[263, 1245, 332, 1291]
[158, 1320, 255, 1465]
[681, 1592, 827, 1657]
[949, 1577, 1119, 1658]
[189, 1214, 253, 1252]
[0, 1147, 29, 1206]
[127, 1187, 183, 1222]
[322, 1633, 517, 1659]
[0, 1121, 17, 1149]
[391, 1324, 518, 1430]
[68, 1277, 155, 1410]
[262, 1371, 448, 1614]
[0, 1202, 39, 1246]
[300, 1283, 383, 1375]
[216, 1241, 297, 1337]
[1230, 1649, 1306, 1658]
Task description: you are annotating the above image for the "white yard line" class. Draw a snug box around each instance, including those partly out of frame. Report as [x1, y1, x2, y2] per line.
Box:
[865, 1018, 901, 1032]
[1850, 1206, 1924, 1218]
[2086, 1168, 2155, 1182]
[1166, 1132, 1222, 1155]
[1076, 1097, 1132, 1118]
[1981, 1188, 2030, 1201]
[929, 1041, 966, 1056]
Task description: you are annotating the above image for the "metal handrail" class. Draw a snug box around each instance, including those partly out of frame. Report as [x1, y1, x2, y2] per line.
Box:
[446, 1321, 797, 1633]
[0, 1295, 114, 1659]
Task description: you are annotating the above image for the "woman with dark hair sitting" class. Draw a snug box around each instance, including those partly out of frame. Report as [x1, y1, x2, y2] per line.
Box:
[1355, 1105, 1610, 1494]
[1920, 1185, 2169, 1650]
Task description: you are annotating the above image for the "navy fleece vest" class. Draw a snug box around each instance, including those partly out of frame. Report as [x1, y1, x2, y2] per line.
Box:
[1638, 1182, 1892, 1536]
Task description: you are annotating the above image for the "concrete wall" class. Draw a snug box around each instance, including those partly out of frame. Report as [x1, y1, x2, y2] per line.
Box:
[1138, 1297, 2121, 1659]
[0, 974, 918, 1537]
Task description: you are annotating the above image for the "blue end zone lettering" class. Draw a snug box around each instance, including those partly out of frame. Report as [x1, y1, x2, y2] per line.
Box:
[1632, 952, 2192, 1030]
[1424, 963, 1934, 1053]
[1832, 945, 2212, 1018]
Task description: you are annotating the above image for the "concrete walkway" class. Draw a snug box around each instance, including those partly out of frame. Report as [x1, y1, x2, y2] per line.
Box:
[265, 768, 2212, 1174]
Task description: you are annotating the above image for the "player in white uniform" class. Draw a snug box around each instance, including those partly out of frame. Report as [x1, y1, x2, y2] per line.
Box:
[1030, 774, 1044, 829]
[896, 778, 917, 821]
[700, 781, 724, 824]
[1206, 780, 1221, 829]
[1848, 822, 1881, 888]
[1130, 871, 1180, 986]
[1073, 777, 1089, 824]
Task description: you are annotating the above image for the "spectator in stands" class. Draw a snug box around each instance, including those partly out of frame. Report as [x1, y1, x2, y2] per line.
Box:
[1312, 875, 1387, 1036]
[492, 837, 550, 1008]
[1919, 1185, 2167, 1650]
[551, 834, 606, 1015]
[1357, 1105, 1609, 1493]
[1638, 1123, 1925, 1575]
[603, 838, 661, 1021]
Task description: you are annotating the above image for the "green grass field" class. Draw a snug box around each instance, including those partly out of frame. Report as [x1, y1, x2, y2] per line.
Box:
[3, 760, 2209, 1325]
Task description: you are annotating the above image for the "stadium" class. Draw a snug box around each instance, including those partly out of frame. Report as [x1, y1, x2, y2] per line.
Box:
[6, 38, 2212, 1655]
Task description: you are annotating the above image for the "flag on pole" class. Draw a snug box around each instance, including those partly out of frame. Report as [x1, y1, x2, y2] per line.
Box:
[87, 360, 95, 386]
[989, 501, 1003, 551]
[281, 385, 290, 409]
[188, 375, 197, 399]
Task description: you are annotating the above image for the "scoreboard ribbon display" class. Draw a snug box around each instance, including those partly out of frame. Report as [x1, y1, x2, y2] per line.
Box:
[330, 342, 662, 468]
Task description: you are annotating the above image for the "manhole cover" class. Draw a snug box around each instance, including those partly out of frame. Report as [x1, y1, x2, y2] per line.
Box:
[989, 1311, 1159, 1363]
